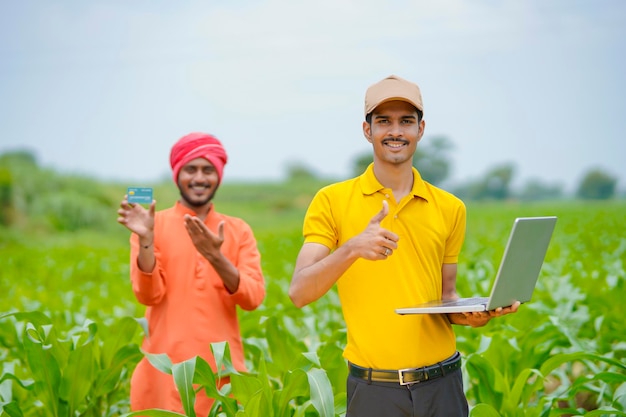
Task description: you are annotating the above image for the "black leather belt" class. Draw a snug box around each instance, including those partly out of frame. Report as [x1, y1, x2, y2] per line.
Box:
[349, 352, 462, 386]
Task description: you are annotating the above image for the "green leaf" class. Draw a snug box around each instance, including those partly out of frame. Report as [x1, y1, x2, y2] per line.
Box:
[582, 410, 626, 417]
[80, 319, 98, 347]
[211, 394, 239, 417]
[59, 342, 97, 414]
[572, 371, 626, 388]
[275, 369, 309, 417]
[0, 401, 24, 417]
[144, 351, 174, 375]
[318, 335, 348, 394]
[22, 324, 61, 416]
[239, 389, 272, 417]
[333, 392, 347, 416]
[301, 351, 321, 367]
[540, 351, 626, 376]
[101, 316, 140, 367]
[172, 357, 197, 417]
[306, 368, 334, 417]
[470, 403, 502, 417]
[192, 356, 218, 394]
[211, 342, 238, 379]
[230, 372, 264, 407]
[120, 408, 187, 417]
[193, 357, 239, 416]
[0, 372, 34, 390]
[464, 353, 505, 408]
[1, 311, 52, 327]
[504, 368, 542, 412]
[265, 317, 303, 371]
[134, 317, 150, 339]
[93, 344, 143, 396]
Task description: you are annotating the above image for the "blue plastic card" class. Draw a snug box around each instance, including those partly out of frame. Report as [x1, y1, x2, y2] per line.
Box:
[127, 187, 153, 204]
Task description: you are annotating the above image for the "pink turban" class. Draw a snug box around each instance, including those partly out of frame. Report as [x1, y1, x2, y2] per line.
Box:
[169, 132, 228, 184]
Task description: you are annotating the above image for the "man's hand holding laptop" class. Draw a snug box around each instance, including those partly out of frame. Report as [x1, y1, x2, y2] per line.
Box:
[447, 300, 521, 328]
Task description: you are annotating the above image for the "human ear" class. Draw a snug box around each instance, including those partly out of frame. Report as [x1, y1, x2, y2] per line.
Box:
[363, 121, 372, 143]
[416, 119, 426, 143]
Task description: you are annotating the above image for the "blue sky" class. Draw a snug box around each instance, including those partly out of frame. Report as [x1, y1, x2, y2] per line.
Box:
[1, 1, 625, 193]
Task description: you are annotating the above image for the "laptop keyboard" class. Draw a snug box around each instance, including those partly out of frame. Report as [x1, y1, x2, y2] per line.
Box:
[447, 297, 489, 306]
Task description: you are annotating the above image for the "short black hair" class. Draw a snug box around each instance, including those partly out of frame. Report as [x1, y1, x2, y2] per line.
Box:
[365, 108, 423, 124]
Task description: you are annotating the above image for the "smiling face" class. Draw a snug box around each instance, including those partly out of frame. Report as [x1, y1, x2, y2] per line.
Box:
[177, 157, 219, 209]
[363, 100, 425, 168]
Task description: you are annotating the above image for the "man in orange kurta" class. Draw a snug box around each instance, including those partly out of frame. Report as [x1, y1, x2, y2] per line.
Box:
[117, 132, 266, 415]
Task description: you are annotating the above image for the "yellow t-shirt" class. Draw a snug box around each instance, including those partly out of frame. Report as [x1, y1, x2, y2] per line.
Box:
[303, 164, 466, 369]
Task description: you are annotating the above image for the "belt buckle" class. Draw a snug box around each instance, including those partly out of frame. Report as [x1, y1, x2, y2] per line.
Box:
[398, 367, 426, 386]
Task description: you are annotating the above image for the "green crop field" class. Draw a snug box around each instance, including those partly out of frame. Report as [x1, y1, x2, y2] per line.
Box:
[1, 182, 625, 416]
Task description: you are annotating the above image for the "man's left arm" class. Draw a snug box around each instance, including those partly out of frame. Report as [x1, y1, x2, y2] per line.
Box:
[184, 215, 265, 308]
[184, 215, 241, 293]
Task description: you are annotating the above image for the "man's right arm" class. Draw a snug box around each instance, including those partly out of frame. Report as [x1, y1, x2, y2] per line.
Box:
[289, 200, 398, 308]
[136, 231, 156, 273]
[118, 196, 157, 273]
[288, 242, 360, 308]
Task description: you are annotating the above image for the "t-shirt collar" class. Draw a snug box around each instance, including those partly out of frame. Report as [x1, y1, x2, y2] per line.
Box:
[359, 163, 429, 201]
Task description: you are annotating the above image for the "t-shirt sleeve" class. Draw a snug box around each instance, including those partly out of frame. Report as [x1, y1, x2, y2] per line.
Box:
[302, 188, 338, 250]
[443, 199, 466, 264]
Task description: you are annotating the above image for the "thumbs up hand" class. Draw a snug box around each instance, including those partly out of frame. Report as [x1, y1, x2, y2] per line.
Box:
[345, 200, 399, 261]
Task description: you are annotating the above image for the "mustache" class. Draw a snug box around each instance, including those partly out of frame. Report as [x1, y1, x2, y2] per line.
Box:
[382, 137, 409, 144]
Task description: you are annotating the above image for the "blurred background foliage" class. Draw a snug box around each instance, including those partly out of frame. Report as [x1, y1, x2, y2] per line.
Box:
[1, 144, 621, 234]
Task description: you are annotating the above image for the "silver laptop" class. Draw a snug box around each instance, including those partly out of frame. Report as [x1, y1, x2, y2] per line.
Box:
[395, 216, 557, 315]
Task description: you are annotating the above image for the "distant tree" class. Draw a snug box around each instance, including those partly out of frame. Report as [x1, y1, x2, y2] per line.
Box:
[352, 153, 372, 177]
[517, 178, 564, 201]
[0, 149, 119, 232]
[0, 149, 40, 220]
[576, 168, 617, 200]
[350, 136, 454, 186]
[455, 163, 516, 200]
[413, 136, 453, 185]
[0, 167, 13, 225]
[0, 149, 38, 169]
[286, 161, 318, 181]
[487, 164, 515, 199]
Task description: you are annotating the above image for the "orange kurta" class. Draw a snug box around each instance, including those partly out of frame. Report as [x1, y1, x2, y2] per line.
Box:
[128, 202, 265, 415]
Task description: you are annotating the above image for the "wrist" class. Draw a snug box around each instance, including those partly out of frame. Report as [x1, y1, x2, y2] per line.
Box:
[139, 233, 154, 249]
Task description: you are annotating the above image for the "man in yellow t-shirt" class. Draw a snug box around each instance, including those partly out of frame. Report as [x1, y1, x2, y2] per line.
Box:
[289, 75, 519, 417]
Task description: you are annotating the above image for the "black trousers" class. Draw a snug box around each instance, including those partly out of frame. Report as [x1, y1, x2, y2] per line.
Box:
[346, 368, 469, 417]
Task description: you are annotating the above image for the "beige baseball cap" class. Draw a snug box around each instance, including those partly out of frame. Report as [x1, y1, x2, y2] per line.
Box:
[364, 74, 423, 117]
